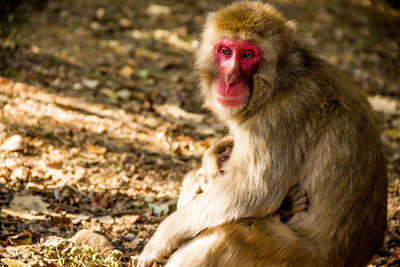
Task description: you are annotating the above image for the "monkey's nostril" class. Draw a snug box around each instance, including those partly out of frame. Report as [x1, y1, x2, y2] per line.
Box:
[227, 80, 236, 86]
[226, 75, 238, 86]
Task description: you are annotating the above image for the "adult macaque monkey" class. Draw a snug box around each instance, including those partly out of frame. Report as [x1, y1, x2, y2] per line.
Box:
[138, 2, 387, 266]
[177, 136, 307, 221]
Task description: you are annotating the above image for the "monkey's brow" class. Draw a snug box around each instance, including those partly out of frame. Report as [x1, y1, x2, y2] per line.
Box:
[215, 145, 233, 155]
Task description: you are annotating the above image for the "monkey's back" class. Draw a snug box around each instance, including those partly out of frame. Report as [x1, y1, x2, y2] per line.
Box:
[286, 59, 387, 266]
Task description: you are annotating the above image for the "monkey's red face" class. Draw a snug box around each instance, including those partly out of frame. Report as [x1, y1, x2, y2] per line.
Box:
[214, 39, 262, 108]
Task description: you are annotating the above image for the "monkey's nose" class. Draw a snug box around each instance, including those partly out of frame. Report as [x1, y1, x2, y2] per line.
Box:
[226, 73, 239, 86]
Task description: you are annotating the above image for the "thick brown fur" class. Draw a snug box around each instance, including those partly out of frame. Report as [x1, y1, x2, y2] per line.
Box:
[138, 2, 387, 267]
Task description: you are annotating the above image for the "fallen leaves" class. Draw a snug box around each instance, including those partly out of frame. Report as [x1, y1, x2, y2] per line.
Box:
[0, 0, 399, 266]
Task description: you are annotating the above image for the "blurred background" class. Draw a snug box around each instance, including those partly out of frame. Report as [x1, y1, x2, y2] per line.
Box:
[0, 0, 399, 266]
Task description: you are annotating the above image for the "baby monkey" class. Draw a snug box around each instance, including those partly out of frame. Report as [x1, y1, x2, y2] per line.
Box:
[178, 137, 307, 221]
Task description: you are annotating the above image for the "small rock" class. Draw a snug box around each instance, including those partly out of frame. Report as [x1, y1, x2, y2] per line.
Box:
[119, 18, 133, 29]
[73, 82, 83, 90]
[95, 7, 106, 20]
[0, 135, 24, 152]
[147, 4, 171, 16]
[90, 21, 101, 31]
[9, 194, 49, 214]
[117, 89, 131, 100]
[70, 229, 113, 257]
[125, 233, 136, 241]
[97, 215, 114, 224]
[81, 78, 100, 89]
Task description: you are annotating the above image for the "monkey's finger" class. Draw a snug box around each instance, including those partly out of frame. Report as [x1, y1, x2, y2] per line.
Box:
[137, 258, 153, 267]
[290, 203, 307, 214]
[291, 189, 307, 203]
[137, 252, 157, 267]
[288, 186, 301, 197]
[292, 196, 308, 206]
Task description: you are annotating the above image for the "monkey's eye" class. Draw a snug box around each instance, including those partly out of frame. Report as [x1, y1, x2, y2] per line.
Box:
[218, 155, 230, 167]
[242, 51, 254, 59]
[221, 155, 229, 162]
[242, 51, 255, 59]
[220, 47, 232, 56]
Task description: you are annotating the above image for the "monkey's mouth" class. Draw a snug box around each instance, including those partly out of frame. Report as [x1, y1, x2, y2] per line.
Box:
[216, 94, 248, 107]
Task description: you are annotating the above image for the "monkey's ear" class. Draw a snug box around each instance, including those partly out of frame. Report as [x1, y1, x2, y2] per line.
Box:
[246, 74, 274, 115]
[253, 74, 273, 100]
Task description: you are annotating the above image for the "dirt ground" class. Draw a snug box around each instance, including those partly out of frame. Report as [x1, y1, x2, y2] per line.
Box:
[0, 0, 399, 266]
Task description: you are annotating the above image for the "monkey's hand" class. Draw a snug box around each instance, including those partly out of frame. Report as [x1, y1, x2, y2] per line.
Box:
[138, 175, 287, 266]
[137, 247, 159, 267]
[278, 186, 307, 221]
[137, 215, 182, 267]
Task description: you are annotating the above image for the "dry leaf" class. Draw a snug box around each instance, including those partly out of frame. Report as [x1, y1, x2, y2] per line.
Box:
[116, 214, 141, 224]
[0, 135, 24, 152]
[91, 192, 109, 209]
[6, 230, 32, 246]
[85, 145, 107, 155]
[1, 259, 25, 267]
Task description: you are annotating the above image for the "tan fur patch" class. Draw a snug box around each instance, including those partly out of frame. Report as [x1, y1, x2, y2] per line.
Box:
[213, 1, 287, 39]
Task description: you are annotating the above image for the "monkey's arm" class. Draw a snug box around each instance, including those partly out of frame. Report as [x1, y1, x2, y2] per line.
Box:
[138, 173, 290, 267]
[177, 169, 202, 209]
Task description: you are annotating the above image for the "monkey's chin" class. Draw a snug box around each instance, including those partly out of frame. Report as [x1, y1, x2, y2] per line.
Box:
[212, 95, 248, 118]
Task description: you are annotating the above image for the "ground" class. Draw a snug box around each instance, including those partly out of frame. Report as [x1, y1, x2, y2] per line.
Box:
[0, 0, 399, 266]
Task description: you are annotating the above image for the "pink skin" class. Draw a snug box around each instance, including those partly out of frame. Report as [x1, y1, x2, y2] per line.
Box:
[214, 39, 262, 107]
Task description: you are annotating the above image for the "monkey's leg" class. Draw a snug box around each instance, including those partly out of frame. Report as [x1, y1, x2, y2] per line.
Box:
[167, 217, 318, 267]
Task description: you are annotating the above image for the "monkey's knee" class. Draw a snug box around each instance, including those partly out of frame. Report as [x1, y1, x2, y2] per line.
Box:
[166, 232, 217, 267]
